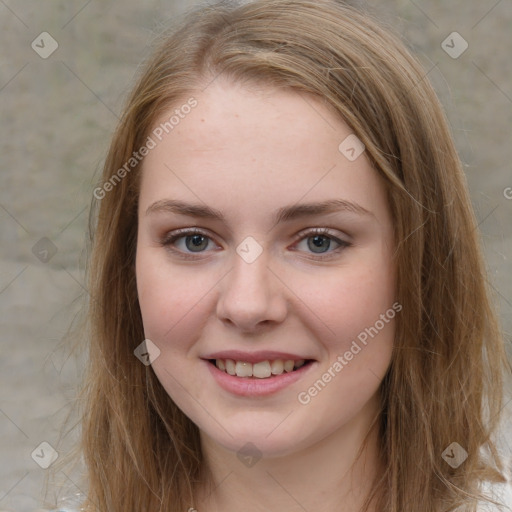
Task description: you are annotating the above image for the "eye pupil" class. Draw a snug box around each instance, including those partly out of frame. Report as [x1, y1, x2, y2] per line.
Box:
[308, 235, 330, 253]
[186, 234, 208, 251]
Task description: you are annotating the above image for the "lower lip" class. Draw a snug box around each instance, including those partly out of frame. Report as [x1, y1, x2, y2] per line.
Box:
[203, 360, 316, 397]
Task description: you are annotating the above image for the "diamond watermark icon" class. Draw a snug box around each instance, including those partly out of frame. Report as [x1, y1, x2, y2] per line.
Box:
[134, 339, 161, 365]
[338, 134, 365, 161]
[31, 441, 59, 469]
[31, 32, 59, 59]
[237, 442, 262, 468]
[441, 441, 468, 468]
[32, 237, 58, 263]
[236, 236, 263, 264]
[441, 32, 468, 59]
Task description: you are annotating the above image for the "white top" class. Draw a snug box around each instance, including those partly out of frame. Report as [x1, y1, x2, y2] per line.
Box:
[43, 478, 512, 512]
[477, 412, 512, 511]
[479, 477, 512, 511]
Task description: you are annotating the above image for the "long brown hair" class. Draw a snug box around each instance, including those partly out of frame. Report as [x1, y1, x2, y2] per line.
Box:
[47, 1, 511, 510]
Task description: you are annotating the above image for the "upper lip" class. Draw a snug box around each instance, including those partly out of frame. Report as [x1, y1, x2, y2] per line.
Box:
[202, 350, 314, 364]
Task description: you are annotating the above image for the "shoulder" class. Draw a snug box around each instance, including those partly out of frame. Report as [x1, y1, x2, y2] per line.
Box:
[477, 416, 512, 511]
[478, 405, 512, 512]
[478, 477, 512, 511]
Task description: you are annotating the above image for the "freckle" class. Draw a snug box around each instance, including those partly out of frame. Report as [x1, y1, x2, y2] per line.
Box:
[201, 118, 205, 122]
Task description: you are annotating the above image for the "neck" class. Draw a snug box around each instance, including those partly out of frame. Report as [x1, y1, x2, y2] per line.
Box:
[193, 395, 384, 512]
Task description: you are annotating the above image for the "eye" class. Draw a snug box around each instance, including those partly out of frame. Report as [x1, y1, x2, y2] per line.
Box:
[291, 227, 351, 259]
[160, 227, 351, 260]
[160, 228, 218, 258]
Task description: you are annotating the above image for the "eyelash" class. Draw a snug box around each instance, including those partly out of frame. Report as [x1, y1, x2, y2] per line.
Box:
[159, 227, 351, 261]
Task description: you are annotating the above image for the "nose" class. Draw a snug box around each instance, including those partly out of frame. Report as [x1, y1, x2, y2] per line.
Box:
[216, 248, 288, 333]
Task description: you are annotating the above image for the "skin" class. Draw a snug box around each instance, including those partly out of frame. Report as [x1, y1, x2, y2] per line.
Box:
[135, 77, 397, 512]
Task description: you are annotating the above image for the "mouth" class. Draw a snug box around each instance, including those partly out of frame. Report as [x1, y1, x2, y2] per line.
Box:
[206, 358, 315, 379]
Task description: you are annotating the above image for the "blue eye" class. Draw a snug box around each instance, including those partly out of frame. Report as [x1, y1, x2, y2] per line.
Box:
[161, 227, 350, 260]
[293, 228, 348, 255]
[162, 229, 216, 254]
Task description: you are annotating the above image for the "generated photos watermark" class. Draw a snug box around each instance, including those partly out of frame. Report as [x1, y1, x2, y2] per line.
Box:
[93, 97, 198, 200]
[297, 301, 402, 405]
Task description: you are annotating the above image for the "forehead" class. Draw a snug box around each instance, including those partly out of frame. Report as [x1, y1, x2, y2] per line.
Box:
[138, 78, 387, 226]
[148, 79, 347, 163]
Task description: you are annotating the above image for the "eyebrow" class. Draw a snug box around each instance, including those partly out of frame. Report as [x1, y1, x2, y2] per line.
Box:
[145, 198, 373, 224]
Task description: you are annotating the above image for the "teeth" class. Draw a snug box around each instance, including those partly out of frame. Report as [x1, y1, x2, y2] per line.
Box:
[225, 359, 236, 376]
[235, 361, 252, 377]
[253, 361, 271, 378]
[270, 359, 284, 375]
[214, 358, 308, 378]
[283, 360, 294, 372]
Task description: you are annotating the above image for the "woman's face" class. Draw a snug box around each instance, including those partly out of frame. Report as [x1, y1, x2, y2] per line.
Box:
[136, 78, 397, 457]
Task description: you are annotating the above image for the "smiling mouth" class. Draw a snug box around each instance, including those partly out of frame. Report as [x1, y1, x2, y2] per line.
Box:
[207, 358, 314, 378]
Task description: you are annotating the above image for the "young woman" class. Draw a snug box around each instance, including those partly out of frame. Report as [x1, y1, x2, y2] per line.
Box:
[48, 1, 512, 511]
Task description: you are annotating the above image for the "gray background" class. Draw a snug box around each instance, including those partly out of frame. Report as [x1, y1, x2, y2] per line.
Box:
[1, 1, 511, 510]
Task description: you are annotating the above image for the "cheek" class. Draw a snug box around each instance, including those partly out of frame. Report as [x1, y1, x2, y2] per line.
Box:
[333, 257, 397, 383]
[135, 248, 220, 419]
[301, 266, 396, 413]
[303, 256, 397, 410]
[297, 254, 396, 350]
[135, 249, 212, 350]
